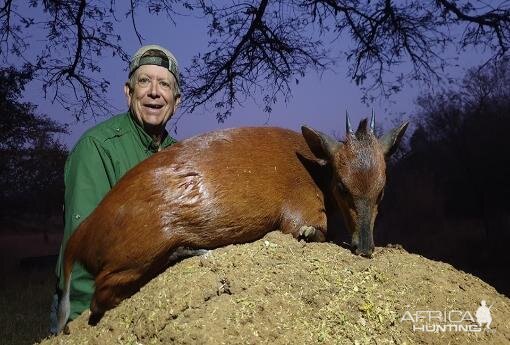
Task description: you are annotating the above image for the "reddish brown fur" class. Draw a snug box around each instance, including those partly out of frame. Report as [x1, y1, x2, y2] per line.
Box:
[332, 123, 388, 252]
[60, 121, 407, 328]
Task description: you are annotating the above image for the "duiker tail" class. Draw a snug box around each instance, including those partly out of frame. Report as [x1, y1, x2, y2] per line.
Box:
[56, 241, 76, 333]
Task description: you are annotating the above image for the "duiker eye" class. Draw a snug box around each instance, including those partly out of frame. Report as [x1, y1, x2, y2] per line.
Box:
[337, 181, 348, 194]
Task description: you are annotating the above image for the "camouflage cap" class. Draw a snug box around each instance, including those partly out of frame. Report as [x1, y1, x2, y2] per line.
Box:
[129, 44, 180, 94]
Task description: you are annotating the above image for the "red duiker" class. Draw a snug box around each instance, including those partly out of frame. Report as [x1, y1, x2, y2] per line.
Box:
[57, 112, 407, 332]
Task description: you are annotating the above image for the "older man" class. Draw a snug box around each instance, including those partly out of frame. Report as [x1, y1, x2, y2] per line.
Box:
[50, 45, 181, 331]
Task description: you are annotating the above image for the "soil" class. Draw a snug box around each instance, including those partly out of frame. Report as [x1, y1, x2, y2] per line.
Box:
[39, 231, 510, 345]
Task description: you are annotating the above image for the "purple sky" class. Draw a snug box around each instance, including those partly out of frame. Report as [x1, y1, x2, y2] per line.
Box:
[21, 4, 489, 149]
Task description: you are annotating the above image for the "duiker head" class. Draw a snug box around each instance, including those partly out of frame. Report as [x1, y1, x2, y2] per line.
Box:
[302, 112, 408, 257]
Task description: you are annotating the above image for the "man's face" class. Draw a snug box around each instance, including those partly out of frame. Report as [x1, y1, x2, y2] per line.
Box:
[124, 64, 180, 132]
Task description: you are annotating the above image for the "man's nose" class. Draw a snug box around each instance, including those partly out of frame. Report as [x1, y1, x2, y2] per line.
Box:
[148, 80, 160, 97]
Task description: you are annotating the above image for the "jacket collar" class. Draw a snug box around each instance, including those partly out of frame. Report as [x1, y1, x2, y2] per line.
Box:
[128, 111, 175, 152]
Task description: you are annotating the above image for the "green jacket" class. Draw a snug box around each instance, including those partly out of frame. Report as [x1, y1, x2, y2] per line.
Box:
[55, 111, 176, 320]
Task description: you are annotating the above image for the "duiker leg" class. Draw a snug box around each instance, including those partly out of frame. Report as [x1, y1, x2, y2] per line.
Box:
[89, 269, 145, 325]
[280, 199, 327, 242]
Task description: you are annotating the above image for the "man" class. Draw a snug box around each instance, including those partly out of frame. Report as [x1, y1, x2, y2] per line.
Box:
[50, 44, 181, 332]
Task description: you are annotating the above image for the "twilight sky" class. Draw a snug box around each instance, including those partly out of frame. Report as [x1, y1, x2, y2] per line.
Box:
[20, 3, 489, 149]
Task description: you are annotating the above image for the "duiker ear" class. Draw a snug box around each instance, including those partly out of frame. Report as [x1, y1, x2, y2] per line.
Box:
[301, 126, 341, 161]
[379, 122, 409, 157]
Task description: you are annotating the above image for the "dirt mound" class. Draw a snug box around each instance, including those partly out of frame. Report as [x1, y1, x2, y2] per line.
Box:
[40, 232, 510, 345]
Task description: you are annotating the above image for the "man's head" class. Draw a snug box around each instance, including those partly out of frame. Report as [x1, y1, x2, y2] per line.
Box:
[124, 45, 181, 138]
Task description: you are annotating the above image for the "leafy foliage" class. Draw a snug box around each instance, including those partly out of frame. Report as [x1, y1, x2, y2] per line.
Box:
[380, 57, 510, 239]
[0, 66, 68, 218]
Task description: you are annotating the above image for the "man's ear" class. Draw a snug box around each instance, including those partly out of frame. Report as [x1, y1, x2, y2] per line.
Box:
[124, 83, 133, 105]
[172, 94, 181, 114]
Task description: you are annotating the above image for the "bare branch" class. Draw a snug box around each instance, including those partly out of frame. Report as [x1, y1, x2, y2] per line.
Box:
[182, 0, 331, 121]
[129, 0, 144, 45]
[2, 0, 510, 121]
[436, 0, 510, 55]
